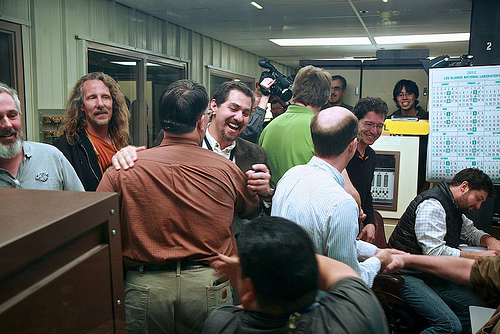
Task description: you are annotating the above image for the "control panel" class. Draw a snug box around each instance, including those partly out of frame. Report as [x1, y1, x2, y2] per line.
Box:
[371, 151, 400, 212]
[38, 109, 65, 144]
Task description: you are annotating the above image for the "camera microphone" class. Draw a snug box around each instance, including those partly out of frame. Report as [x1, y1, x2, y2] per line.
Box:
[258, 59, 274, 70]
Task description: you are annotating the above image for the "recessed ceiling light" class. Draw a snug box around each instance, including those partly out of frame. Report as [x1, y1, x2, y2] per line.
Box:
[375, 33, 470, 44]
[270, 37, 372, 46]
[251, 1, 262, 9]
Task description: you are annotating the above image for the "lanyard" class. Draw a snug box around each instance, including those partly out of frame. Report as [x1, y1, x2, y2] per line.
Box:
[204, 136, 235, 161]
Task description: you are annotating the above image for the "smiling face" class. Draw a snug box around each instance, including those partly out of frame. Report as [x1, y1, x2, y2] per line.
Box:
[80, 79, 113, 129]
[0, 92, 23, 159]
[328, 78, 346, 106]
[396, 86, 416, 114]
[358, 111, 385, 147]
[209, 89, 252, 147]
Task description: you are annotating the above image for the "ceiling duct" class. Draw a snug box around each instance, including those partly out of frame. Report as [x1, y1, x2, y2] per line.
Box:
[376, 49, 430, 60]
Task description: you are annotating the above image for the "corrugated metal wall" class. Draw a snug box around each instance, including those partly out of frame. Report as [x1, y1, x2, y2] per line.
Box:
[0, 0, 294, 139]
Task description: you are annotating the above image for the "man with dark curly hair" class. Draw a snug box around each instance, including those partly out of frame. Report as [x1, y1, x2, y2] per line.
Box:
[54, 72, 130, 190]
[346, 97, 389, 243]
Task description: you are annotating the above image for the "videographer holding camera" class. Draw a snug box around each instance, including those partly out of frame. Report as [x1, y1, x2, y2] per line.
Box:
[240, 77, 275, 143]
[258, 64, 332, 184]
[241, 59, 293, 144]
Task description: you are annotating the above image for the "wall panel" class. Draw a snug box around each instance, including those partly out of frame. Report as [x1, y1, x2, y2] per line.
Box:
[2, 0, 294, 138]
[0, 0, 30, 22]
[33, 0, 65, 108]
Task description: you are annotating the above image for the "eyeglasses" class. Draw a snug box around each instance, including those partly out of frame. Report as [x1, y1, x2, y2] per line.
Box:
[361, 121, 384, 131]
[397, 92, 414, 99]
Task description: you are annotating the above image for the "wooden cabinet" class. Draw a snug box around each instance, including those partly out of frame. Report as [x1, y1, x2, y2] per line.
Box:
[0, 189, 125, 333]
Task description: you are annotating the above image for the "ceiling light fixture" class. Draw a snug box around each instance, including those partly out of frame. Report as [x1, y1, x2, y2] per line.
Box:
[375, 33, 470, 44]
[270, 37, 372, 46]
[270, 33, 469, 47]
[251, 1, 263, 9]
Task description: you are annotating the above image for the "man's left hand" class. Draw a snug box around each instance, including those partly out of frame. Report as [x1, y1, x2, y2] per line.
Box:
[357, 224, 376, 243]
[485, 236, 500, 252]
[245, 164, 272, 198]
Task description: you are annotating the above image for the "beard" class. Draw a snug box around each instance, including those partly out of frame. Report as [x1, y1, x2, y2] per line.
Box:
[456, 195, 473, 214]
[0, 129, 23, 159]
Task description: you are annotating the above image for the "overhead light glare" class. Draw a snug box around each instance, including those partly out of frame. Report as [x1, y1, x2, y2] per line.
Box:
[111, 61, 137, 66]
[270, 37, 372, 46]
[251, 1, 262, 9]
[375, 33, 470, 45]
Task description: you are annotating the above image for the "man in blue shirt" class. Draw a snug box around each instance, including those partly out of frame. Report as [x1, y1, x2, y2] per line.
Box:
[272, 107, 396, 287]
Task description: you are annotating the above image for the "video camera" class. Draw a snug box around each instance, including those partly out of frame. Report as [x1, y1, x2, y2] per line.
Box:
[258, 59, 294, 102]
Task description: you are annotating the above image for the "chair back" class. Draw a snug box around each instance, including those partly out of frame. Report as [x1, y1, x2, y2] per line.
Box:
[373, 210, 387, 248]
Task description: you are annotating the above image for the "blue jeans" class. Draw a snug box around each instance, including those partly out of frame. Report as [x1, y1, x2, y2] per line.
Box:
[399, 273, 486, 334]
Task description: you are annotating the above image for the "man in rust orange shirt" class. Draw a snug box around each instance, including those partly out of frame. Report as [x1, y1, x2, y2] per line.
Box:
[97, 79, 260, 333]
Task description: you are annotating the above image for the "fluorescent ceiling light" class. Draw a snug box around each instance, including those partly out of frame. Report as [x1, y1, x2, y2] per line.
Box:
[375, 33, 470, 45]
[270, 37, 372, 46]
[270, 33, 469, 47]
[251, 1, 262, 9]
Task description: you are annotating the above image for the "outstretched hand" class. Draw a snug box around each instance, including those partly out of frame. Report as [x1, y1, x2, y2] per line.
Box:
[111, 145, 146, 170]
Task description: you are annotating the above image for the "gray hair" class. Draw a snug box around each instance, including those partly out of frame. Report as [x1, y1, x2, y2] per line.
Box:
[0, 82, 22, 115]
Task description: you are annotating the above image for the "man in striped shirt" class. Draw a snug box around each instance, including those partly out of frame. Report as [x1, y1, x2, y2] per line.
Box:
[272, 107, 397, 288]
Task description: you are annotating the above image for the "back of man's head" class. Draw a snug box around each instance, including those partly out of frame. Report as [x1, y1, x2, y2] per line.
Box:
[450, 168, 496, 198]
[238, 216, 319, 314]
[292, 65, 331, 108]
[159, 79, 208, 134]
[212, 81, 254, 107]
[353, 97, 389, 120]
[311, 107, 358, 158]
[0, 82, 21, 115]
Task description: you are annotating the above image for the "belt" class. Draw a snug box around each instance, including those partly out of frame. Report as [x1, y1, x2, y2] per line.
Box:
[126, 261, 207, 272]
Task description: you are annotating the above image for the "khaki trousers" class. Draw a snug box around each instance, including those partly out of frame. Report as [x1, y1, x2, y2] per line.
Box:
[124, 265, 232, 333]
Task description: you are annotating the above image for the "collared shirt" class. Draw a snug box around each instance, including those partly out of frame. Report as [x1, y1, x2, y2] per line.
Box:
[0, 141, 84, 191]
[346, 146, 377, 226]
[203, 128, 270, 233]
[415, 198, 488, 256]
[259, 104, 315, 184]
[203, 128, 236, 163]
[272, 156, 381, 287]
[97, 135, 260, 266]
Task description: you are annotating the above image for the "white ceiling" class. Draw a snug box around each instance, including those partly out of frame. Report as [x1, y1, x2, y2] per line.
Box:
[115, 0, 473, 69]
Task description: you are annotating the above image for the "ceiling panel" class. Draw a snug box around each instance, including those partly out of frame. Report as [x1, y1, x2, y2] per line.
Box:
[116, 0, 473, 68]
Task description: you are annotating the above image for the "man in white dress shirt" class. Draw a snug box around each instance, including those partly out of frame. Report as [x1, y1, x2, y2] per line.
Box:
[271, 107, 396, 288]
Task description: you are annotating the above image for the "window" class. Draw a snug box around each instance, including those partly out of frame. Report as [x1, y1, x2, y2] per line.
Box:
[0, 20, 25, 129]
